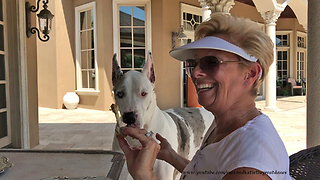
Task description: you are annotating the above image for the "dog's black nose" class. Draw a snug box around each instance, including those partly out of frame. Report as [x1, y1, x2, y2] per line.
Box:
[122, 112, 137, 125]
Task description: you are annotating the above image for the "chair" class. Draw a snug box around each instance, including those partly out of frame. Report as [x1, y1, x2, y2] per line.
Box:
[289, 145, 320, 179]
[287, 78, 303, 96]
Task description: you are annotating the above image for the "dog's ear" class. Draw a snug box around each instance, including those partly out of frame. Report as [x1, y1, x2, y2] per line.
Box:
[142, 51, 155, 86]
[112, 53, 123, 86]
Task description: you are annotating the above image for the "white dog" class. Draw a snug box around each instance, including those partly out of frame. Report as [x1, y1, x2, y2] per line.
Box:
[112, 52, 214, 180]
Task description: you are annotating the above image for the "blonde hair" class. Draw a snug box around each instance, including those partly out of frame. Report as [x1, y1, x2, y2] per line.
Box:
[195, 13, 274, 96]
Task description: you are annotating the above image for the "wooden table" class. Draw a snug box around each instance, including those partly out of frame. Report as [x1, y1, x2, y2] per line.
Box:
[0, 149, 125, 180]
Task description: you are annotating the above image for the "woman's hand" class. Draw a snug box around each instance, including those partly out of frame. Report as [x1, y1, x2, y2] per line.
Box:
[155, 133, 190, 173]
[155, 133, 174, 161]
[117, 127, 160, 180]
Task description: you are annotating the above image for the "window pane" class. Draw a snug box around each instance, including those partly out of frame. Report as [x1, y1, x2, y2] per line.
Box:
[283, 71, 287, 77]
[194, 15, 199, 23]
[89, 70, 95, 88]
[133, 6, 145, 26]
[283, 61, 287, 70]
[0, 0, 3, 22]
[81, 31, 88, 50]
[87, 10, 93, 29]
[277, 71, 281, 78]
[283, 35, 287, 40]
[283, 41, 287, 46]
[0, 25, 4, 51]
[0, 112, 7, 138]
[134, 49, 145, 68]
[120, 6, 131, 26]
[121, 49, 132, 68]
[283, 51, 287, 60]
[278, 61, 282, 69]
[301, 53, 305, 61]
[0, 54, 4, 80]
[187, 13, 192, 21]
[277, 61, 281, 70]
[120, 28, 132, 47]
[277, 51, 282, 60]
[88, 30, 94, 49]
[82, 71, 88, 88]
[133, 28, 145, 47]
[0, 84, 6, 109]
[88, 50, 95, 69]
[81, 51, 88, 69]
[276, 38, 281, 46]
[80, 12, 86, 30]
[301, 62, 304, 70]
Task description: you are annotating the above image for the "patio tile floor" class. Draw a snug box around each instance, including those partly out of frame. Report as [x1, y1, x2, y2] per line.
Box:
[33, 96, 307, 156]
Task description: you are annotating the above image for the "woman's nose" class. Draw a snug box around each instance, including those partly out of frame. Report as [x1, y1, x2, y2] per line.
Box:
[192, 64, 206, 78]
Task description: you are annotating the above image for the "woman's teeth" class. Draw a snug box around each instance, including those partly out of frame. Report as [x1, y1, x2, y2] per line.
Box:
[197, 84, 214, 91]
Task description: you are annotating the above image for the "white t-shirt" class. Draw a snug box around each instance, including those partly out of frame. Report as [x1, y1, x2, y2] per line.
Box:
[180, 112, 292, 180]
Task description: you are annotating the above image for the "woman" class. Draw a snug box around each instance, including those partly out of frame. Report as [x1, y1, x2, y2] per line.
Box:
[117, 13, 292, 180]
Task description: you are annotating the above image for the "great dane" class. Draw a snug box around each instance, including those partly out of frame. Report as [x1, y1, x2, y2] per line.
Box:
[111, 52, 214, 180]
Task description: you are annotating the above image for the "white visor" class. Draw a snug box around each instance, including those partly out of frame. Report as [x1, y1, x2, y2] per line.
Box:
[169, 36, 257, 62]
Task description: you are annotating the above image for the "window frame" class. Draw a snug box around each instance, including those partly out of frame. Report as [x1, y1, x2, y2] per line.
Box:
[0, 0, 11, 148]
[112, 0, 152, 73]
[75, 2, 99, 96]
[296, 31, 307, 82]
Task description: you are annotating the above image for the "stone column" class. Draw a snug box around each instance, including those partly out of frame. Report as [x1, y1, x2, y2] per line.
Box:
[198, 0, 211, 22]
[204, 0, 235, 15]
[261, 10, 281, 111]
[307, 0, 320, 148]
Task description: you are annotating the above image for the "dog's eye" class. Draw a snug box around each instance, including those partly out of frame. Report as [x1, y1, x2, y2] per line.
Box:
[141, 91, 147, 97]
[116, 91, 125, 98]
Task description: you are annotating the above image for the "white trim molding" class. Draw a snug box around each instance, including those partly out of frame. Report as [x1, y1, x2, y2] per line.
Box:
[75, 2, 99, 95]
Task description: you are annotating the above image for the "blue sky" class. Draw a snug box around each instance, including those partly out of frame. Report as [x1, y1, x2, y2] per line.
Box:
[120, 6, 145, 21]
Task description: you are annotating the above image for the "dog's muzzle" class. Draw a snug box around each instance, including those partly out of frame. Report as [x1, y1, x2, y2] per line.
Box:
[122, 112, 137, 125]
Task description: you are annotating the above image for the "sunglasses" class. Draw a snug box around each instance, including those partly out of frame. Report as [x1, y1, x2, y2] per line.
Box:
[185, 56, 242, 77]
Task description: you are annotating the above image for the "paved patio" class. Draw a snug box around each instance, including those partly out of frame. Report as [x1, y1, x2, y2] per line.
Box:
[33, 96, 307, 156]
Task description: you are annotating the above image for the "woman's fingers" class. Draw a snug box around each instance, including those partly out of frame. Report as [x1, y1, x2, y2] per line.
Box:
[117, 135, 132, 155]
[156, 133, 166, 142]
[120, 127, 153, 147]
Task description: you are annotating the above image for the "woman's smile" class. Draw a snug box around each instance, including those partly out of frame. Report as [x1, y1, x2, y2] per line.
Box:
[196, 82, 215, 93]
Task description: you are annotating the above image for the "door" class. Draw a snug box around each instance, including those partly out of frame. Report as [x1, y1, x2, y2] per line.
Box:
[0, 0, 10, 148]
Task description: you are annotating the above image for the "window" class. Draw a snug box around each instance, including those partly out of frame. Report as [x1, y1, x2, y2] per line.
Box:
[113, 0, 151, 74]
[276, 34, 289, 46]
[297, 36, 306, 48]
[75, 2, 98, 95]
[277, 51, 288, 87]
[297, 52, 305, 82]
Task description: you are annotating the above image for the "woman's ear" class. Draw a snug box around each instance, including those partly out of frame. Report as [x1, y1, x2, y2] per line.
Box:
[245, 62, 261, 85]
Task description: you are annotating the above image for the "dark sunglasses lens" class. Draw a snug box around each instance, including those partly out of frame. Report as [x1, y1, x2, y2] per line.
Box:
[185, 56, 220, 77]
[200, 56, 219, 72]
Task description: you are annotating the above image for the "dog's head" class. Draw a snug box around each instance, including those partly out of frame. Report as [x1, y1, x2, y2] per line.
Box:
[112, 52, 156, 129]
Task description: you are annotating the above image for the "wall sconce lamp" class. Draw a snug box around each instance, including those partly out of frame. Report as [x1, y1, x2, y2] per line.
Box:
[26, 0, 54, 42]
[172, 25, 188, 49]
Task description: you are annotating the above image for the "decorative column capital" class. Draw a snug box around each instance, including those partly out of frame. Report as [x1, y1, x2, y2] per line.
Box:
[205, 0, 235, 14]
[198, 0, 210, 10]
[261, 10, 282, 26]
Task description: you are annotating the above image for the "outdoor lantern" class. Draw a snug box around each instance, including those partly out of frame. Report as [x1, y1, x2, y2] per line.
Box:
[26, 0, 54, 42]
[172, 25, 188, 49]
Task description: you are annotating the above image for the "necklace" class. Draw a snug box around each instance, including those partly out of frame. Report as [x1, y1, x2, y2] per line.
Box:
[201, 107, 257, 149]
